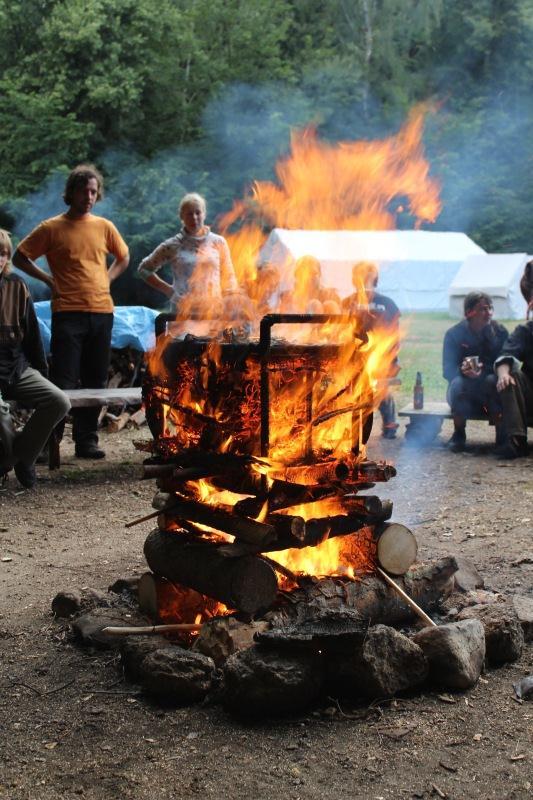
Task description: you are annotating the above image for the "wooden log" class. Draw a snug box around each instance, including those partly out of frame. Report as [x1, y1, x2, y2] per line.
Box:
[353, 460, 396, 482]
[150, 496, 276, 546]
[144, 529, 278, 616]
[271, 557, 458, 627]
[376, 522, 418, 576]
[129, 407, 146, 428]
[107, 410, 131, 433]
[273, 460, 350, 485]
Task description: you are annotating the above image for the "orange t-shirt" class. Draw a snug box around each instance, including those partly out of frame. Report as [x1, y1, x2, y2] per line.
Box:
[18, 213, 129, 313]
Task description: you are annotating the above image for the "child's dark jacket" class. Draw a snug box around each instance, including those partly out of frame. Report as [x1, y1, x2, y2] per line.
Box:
[0, 273, 48, 392]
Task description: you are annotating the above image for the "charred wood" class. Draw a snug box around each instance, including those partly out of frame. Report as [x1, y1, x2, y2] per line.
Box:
[144, 529, 278, 616]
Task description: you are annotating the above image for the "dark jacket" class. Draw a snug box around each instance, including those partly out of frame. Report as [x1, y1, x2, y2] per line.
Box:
[0, 273, 48, 391]
[442, 319, 508, 383]
[494, 321, 533, 382]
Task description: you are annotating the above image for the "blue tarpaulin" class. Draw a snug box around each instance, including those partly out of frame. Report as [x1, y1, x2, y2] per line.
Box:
[35, 302, 159, 354]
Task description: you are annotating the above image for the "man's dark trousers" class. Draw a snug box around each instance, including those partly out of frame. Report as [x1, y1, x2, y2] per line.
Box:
[50, 311, 113, 447]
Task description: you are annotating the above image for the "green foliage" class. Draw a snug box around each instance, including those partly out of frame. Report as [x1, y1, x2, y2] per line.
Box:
[2, 0, 533, 283]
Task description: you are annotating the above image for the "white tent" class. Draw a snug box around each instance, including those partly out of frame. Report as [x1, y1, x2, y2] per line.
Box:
[259, 229, 485, 311]
[448, 253, 529, 320]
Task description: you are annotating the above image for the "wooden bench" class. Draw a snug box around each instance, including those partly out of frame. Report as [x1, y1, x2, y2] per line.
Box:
[398, 401, 533, 444]
[49, 387, 142, 469]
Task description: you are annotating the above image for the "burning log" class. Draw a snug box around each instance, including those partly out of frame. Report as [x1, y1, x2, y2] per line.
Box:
[274, 460, 351, 485]
[144, 529, 278, 616]
[271, 556, 458, 627]
[152, 495, 276, 546]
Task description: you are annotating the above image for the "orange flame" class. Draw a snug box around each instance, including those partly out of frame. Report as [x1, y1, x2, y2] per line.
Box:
[148, 104, 441, 581]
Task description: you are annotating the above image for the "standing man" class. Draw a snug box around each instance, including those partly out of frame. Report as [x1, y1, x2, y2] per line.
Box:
[342, 262, 401, 439]
[12, 165, 129, 458]
[442, 292, 508, 452]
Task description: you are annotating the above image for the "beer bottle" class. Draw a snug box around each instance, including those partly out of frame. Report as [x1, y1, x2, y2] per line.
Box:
[413, 371, 424, 410]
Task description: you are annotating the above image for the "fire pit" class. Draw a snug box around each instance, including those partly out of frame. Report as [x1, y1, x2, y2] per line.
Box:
[136, 313, 420, 621]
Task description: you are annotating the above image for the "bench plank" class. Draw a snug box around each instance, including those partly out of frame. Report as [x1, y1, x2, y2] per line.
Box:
[64, 387, 142, 408]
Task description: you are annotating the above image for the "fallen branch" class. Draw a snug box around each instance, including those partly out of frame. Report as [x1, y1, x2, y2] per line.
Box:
[101, 623, 202, 636]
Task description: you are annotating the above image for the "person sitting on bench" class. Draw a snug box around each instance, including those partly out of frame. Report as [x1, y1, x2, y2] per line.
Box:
[0, 229, 70, 488]
[442, 291, 508, 452]
[492, 313, 533, 459]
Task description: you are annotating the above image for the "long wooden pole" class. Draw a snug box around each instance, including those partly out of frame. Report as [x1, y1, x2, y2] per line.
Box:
[376, 566, 437, 627]
[102, 623, 202, 636]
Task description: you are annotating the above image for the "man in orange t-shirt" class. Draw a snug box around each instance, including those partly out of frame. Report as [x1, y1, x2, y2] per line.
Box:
[13, 164, 130, 459]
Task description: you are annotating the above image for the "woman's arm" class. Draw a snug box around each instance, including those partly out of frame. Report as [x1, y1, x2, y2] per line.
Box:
[138, 242, 175, 299]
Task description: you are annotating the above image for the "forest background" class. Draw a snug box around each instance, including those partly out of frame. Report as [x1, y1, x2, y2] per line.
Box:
[1, 0, 532, 306]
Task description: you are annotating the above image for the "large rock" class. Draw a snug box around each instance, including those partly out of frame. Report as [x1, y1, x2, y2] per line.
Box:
[120, 636, 172, 681]
[52, 590, 82, 618]
[192, 617, 268, 666]
[326, 624, 428, 700]
[139, 646, 215, 705]
[413, 620, 485, 689]
[453, 558, 485, 593]
[223, 645, 324, 718]
[457, 604, 524, 665]
[512, 595, 533, 643]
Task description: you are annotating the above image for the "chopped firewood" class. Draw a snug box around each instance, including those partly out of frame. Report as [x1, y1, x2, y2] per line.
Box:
[129, 408, 146, 428]
[144, 529, 278, 616]
[106, 410, 131, 433]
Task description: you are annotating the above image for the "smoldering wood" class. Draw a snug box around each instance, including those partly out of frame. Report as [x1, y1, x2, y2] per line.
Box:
[271, 557, 458, 626]
[353, 461, 397, 482]
[273, 460, 350, 485]
[232, 481, 338, 519]
[143, 529, 278, 616]
[151, 497, 276, 546]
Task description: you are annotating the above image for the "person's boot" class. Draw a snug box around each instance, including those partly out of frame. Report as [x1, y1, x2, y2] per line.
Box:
[75, 442, 105, 459]
[14, 461, 37, 489]
[495, 435, 528, 459]
[448, 426, 466, 452]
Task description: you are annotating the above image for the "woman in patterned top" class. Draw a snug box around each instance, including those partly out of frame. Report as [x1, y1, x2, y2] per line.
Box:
[138, 193, 239, 320]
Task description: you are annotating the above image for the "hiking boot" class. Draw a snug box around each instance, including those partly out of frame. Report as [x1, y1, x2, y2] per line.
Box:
[14, 461, 37, 489]
[75, 443, 106, 459]
[448, 429, 466, 452]
[382, 424, 399, 440]
[495, 436, 528, 460]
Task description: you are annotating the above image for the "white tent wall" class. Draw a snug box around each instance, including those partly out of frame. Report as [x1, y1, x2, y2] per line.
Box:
[259, 229, 485, 312]
[448, 254, 530, 320]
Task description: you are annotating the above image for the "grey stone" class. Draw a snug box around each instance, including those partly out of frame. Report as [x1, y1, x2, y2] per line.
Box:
[512, 595, 533, 642]
[108, 576, 140, 595]
[120, 636, 172, 681]
[413, 619, 485, 689]
[223, 645, 324, 718]
[192, 617, 268, 666]
[326, 624, 428, 700]
[71, 609, 130, 649]
[52, 590, 82, 618]
[457, 604, 524, 665]
[453, 558, 484, 593]
[139, 646, 215, 705]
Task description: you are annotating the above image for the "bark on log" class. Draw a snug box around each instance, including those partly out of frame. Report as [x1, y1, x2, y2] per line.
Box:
[270, 557, 458, 627]
[144, 529, 278, 617]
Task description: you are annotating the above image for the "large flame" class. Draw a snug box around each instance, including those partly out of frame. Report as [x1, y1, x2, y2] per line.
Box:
[147, 104, 440, 582]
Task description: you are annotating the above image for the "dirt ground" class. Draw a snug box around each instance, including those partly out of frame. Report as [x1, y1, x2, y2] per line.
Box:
[0, 419, 531, 800]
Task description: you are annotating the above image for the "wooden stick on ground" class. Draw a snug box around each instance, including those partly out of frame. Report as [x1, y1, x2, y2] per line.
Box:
[102, 623, 202, 636]
[376, 566, 437, 627]
[125, 509, 160, 529]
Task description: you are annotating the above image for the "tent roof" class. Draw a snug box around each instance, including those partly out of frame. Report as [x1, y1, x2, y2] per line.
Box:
[449, 253, 529, 297]
[260, 228, 485, 264]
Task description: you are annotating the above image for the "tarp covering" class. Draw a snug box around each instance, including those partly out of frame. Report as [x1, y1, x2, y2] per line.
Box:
[35, 302, 159, 354]
[448, 254, 530, 320]
[259, 229, 485, 311]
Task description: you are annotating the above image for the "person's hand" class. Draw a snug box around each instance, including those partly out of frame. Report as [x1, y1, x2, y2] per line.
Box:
[496, 372, 515, 392]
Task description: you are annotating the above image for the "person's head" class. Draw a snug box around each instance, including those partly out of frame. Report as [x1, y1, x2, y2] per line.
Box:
[352, 261, 379, 294]
[63, 164, 104, 215]
[0, 229, 12, 276]
[520, 260, 533, 305]
[294, 256, 322, 296]
[179, 193, 207, 235]
[464, 291, 494, 328]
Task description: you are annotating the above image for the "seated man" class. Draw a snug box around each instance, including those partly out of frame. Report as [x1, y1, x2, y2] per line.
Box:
[342, 261, 400, 439]
[0, 229, 70, 487]
[493, 318, 533, 459]
[442, 291, 508, 452]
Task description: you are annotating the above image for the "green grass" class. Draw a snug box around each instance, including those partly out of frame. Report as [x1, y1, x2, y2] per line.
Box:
[396, 313, 515, 406]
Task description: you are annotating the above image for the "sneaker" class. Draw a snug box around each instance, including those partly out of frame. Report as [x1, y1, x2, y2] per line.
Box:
[14, 461, 37, 489]
[75, 444, 106, 460]
[448, 429, 466, 452]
